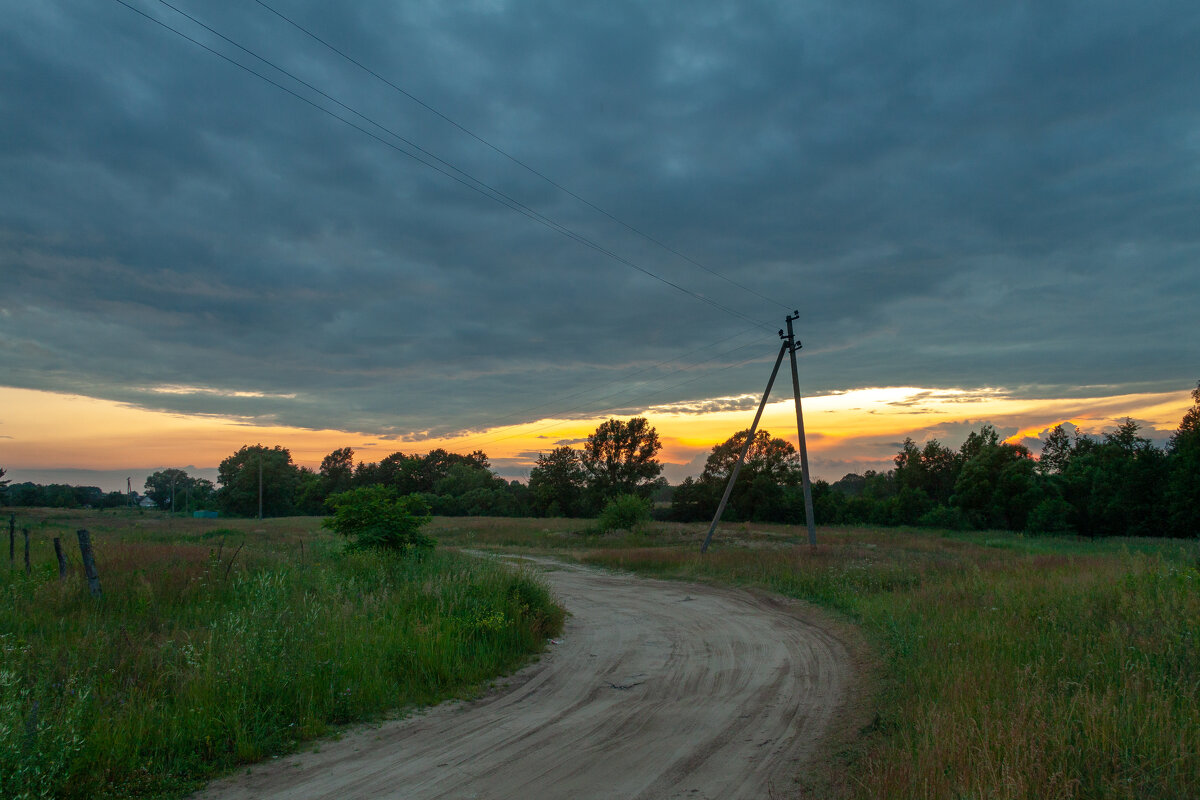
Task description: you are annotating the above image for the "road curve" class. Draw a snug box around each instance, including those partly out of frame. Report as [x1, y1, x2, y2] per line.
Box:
[196, 557, 856, 800]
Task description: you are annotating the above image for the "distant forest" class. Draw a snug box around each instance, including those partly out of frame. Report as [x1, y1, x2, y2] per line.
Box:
[4, 382, 1197, 538]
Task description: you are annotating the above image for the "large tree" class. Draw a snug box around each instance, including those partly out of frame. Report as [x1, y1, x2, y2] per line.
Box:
[413, 449, 490, 493]
[701, 429, 800, 484]
[682, 429, 802, 522]
[952, 441, 1040, 531]
[1038, 424, 1074, 475]
[216, 445, 300, 517]
[320, 447, 355, 496]
[528, 446, 586, 517]
[891, 437, 960, 522]
[580, 417, 663, 505]
[1056, 418, 1168, 537]
[366, 449, 491, 494]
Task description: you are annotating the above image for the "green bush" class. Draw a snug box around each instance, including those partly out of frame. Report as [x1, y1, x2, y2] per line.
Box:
[1026, 496, 1073, 533]
[916, 504, 969, 530]
[323, 486, 434, 552]
[597, 494, 652, 532]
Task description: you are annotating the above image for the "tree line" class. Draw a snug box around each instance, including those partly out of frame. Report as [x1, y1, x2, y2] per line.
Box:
[2, 381, 1196, 537]
[670, 380, 1200, 538]
[191, 416, 668, 519]
[1, 482, 130, 510]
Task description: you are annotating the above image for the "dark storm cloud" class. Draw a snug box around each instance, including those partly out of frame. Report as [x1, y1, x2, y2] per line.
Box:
[2, 0, 1198, 438]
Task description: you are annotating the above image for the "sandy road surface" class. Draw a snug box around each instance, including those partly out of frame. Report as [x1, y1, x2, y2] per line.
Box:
[197, 557, 856, 800]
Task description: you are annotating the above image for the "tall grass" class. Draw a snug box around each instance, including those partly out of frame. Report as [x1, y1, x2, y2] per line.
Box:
[575, 529, 1200, 799]
[1, 511, 563, 800]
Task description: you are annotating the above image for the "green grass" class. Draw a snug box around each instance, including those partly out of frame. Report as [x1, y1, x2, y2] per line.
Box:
[1, 509, 563, 800]
[433, 518, 1200, 800]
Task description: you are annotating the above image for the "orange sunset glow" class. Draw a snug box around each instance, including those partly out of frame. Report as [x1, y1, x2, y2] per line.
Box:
[2, 384, 1193, 490]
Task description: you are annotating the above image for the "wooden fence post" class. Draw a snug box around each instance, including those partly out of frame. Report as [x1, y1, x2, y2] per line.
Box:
[23, 528, 30, 576]
[76, 529, 102, 597]
[54, 537, 67, 580]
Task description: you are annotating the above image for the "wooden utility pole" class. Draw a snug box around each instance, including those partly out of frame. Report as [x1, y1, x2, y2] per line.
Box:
[701, 337, 789, 554]
[701, 312, 818, 552]
[785, 313, 818, 546]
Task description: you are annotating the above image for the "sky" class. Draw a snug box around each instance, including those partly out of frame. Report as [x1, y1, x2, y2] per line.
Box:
[2, 1, 1198, 492]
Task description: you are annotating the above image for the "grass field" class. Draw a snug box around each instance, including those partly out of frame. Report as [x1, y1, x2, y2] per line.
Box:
[429, 516, 1200, 800]
[5, 510, 1197, 799]
[1, 509, 563, 800]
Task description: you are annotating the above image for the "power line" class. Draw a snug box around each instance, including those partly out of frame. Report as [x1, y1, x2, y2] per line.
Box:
[117, 0, 773, 332]
[455, 345, 772, 452]
[154, 0, 571, 235]
[251, 0, 792, 313]
[441, 322, 765, 441]
[448, 335, 772, 451]
[114, 0, 795, 450]
[454, 337, 765, 449]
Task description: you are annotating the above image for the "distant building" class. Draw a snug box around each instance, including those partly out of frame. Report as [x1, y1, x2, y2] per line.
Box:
[138, 496, 156, 509]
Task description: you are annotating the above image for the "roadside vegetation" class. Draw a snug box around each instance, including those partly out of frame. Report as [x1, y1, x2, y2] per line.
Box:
[429, 518, 1200, 800]
[1, 509, 563, 800]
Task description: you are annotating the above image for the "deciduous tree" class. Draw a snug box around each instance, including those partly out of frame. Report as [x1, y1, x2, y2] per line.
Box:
[701, 429, 800, 484]
[216, 445, 300, 517]
[580, 418, 663, 506]
[1039, 424, 1074, 475]
[528, 446, 586, 517]
[320, 447, 355, 496]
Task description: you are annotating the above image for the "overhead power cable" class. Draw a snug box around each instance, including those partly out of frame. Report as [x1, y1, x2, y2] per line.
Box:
[448, 335, 773, 451]
[117, 0, 773, 332]
[451, 345, 777, 455]
[251, 0, 792, 313]
[443, 322, 765, 441]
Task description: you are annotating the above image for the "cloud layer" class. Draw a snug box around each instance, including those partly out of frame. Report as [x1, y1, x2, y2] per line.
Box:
[3, 0, 1198, 442]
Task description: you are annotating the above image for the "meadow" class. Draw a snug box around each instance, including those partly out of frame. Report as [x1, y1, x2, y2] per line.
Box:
[4, 509, 1197, 799]
[429, 516, 1200, 800]
[1, 509, 563, 800]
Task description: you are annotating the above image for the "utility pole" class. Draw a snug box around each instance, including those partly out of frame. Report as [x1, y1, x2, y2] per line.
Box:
[701, 336, 789, 553]
[701, 312, 818, 552]
[785, 312, 817, 547]
[127, 477, 133, 507]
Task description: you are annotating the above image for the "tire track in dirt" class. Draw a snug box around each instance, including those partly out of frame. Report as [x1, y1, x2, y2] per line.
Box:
[195, 557, 858, 800]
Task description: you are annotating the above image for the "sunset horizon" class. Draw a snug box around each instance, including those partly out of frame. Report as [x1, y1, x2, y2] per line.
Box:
[3, 381, 1193, 493]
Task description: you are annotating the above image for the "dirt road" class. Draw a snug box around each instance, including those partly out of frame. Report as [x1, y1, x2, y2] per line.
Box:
[197, 557, 857, 800]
